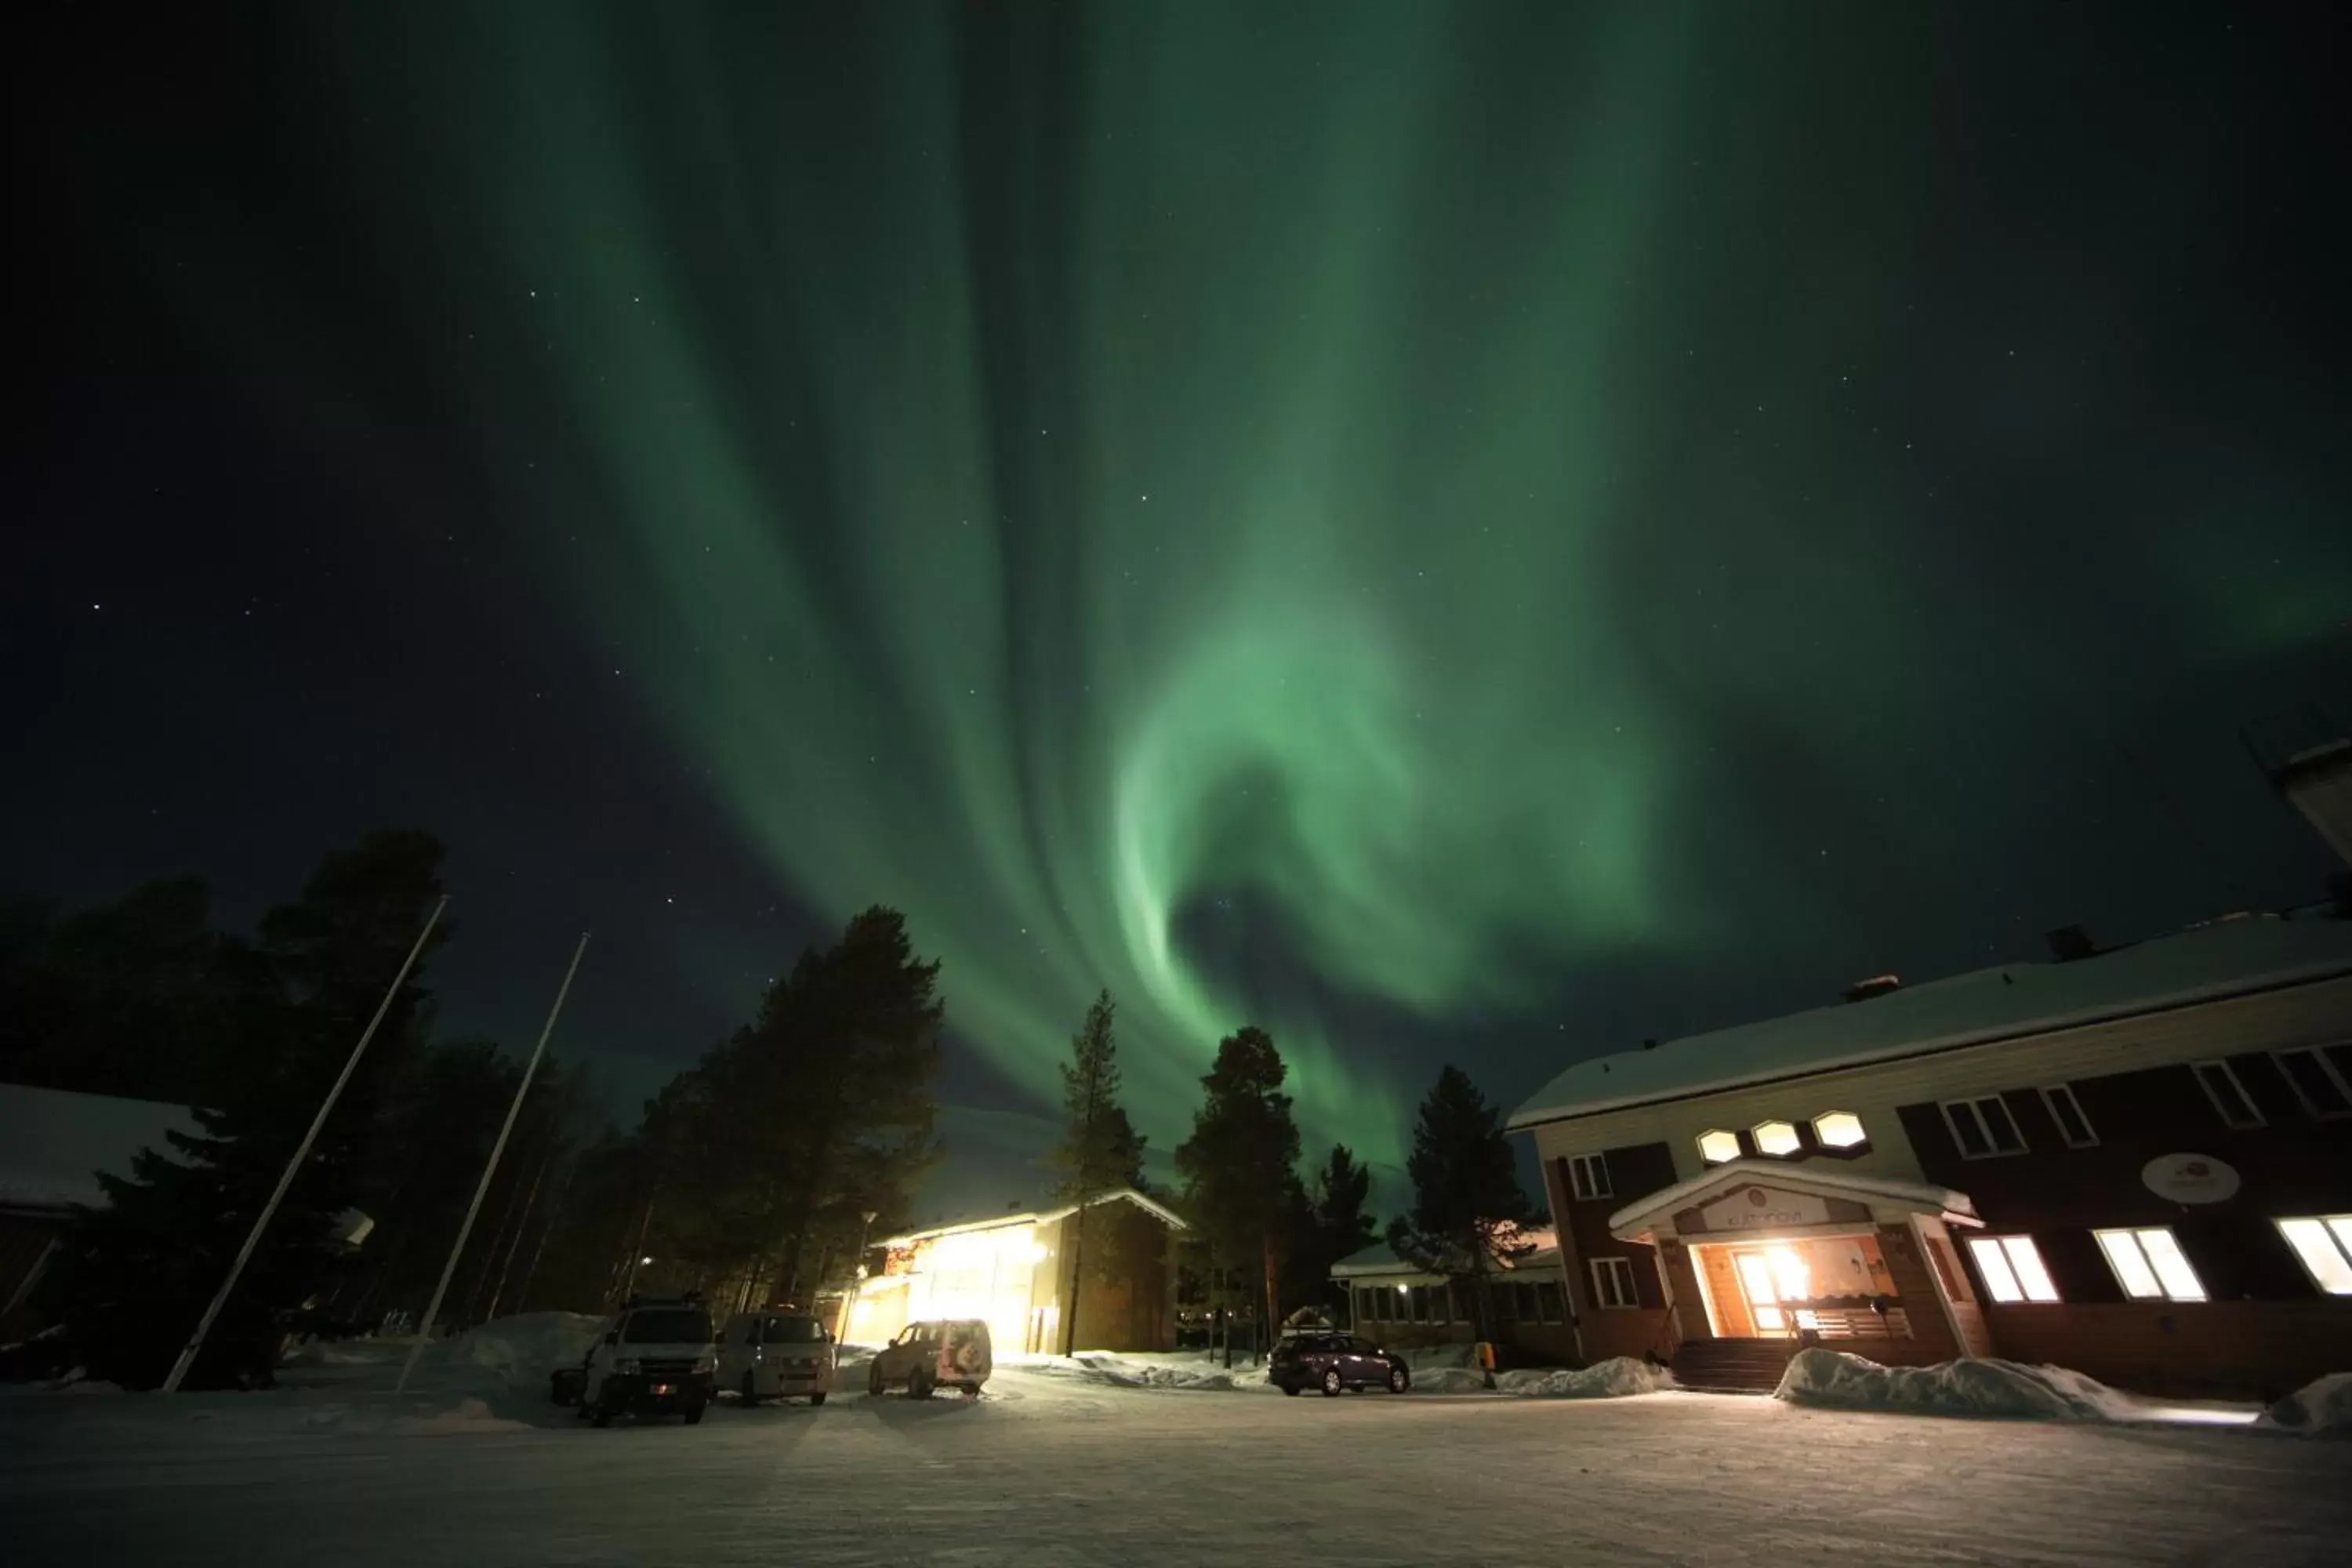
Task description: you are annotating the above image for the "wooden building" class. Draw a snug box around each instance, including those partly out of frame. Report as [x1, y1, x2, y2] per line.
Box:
[847, 1189, 1187, 1355]
[1507, 910, 2352, 1398]
[1330, 1232, 1578, 1365]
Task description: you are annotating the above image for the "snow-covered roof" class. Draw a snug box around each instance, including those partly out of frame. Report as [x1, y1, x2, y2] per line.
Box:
[884, 1186, 1187, 1246]
[1508, 912, 2352, 1131]
[0, 1083, 201, 1214]
[1330, 1229, 1559, 1280]
[1605, 1158, 1979, 1241]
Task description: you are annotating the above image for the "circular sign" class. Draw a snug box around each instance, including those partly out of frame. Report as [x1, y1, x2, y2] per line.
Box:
[2140, 1153, 2241, 1204]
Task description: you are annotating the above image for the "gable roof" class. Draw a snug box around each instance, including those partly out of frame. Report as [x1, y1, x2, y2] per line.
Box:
[0, 1083, 201, 1214]
[883, 1186, 1186, 1246]
[1604, 1158, 1979, 1243]
[1508, 912, 2352, 1131]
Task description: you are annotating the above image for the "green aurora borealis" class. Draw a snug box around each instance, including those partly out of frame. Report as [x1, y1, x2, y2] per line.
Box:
[21, 2, 2350, 1182]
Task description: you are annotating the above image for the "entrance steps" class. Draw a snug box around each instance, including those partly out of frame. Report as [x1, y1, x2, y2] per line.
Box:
[1671, 1338, 1796, 1395]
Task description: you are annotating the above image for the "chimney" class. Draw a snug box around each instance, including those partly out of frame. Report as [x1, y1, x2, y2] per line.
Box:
[2045, 925, 2097, 963]
[1843, 975, 1902, 1004]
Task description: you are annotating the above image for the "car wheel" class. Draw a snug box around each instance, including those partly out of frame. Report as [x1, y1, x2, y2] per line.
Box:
[910, 1365, 935, 1400]
[739, 1371, 760, 1406]
[809, 1391, 827, 1407]
[590, 1399, 612, 1428]
[868, 1362, 884, 1397]
[1279, 1381, 1301, 1397]
[1320, 1368, 1343, 1398]
[1388, 1364, 1410, 1394]
[684, 1402, 706, 1425]
[961, 1382, 981, 1399]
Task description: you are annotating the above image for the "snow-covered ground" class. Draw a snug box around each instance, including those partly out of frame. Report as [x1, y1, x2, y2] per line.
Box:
[2, 1333, 2344, 1566]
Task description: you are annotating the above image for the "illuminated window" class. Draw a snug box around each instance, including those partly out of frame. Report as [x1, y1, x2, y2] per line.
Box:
[2094, 1227, 2206, 1302]
[1697, 1129, 1740, 1164]
[1940, 1095, 2026, 1158]
[1567, 1152, 1612, 1200]
[1966, 1236, 2062, 1303]
[1590, 1257, 1639, 1309]
[1752, 1120, 1800, 1157]
[2272, 1047, 2352, 1120]
[2190, 1060, 2263, 1130]
[1812, 1111, 1867, 1149]
[2274, 1217, 2352, 1296]
[2038, 1083, 2097, 1148]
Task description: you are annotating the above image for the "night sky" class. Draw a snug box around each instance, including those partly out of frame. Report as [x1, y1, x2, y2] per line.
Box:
[11, 3, 2348, 1204]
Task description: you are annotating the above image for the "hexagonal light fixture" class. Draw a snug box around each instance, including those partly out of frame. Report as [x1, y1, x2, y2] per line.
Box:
[1752, 1120, 1801, 1157]
[1697, 1129, 1740, 1164]
[1813, 1110, 1867, 1149]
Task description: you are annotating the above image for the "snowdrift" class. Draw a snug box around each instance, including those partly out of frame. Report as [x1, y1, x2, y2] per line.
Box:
[1774, 1348, 2136, 1421]
[2258, 1373, 2352, 1436]
[1499, 1357, 1676, 1399]
[396, 1312, 608, 1395]
[1018, 1351, 1283, 1393]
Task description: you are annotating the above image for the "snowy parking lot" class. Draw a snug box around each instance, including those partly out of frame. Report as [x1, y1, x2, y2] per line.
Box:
[2, 1345, 2346, 1566]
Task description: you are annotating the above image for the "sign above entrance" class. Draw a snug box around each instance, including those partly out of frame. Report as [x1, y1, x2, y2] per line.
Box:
[2140, 1153, 2240, 1205]
[1695, 1185, 1833, 1233]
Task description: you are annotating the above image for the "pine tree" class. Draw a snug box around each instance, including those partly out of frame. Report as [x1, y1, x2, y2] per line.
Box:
[1174, 1026, 1304, 1365]
[1046, 990, 1141, 1354]
[35, 831, 450, 1388]
[1386, 1065, 1533, 1344]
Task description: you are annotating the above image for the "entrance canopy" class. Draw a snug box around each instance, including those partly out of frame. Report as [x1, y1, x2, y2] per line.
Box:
[1607, 1159, 1979, 1245]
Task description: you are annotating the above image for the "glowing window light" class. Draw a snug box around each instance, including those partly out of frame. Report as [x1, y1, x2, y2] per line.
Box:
[2095, 1227, 2206, 1302]
[1697, 1130, 1739, 1164]
[1752, 1120, 1800, 1157]
[2275, 1218, 2352, 1295]
[1967, 1236, 2060, 1303]
[1813, 1111, 1867, 1149]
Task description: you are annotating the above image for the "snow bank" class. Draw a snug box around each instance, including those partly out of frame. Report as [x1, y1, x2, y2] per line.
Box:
[1499, 1357, 1675, 1399]
[2258, 1374, 2352, 1436]
[1775, 1348, 2136, 1421]
[398, 1312, 607, 1395]
[294, 1396, 532, 1437]
[1010, 1351, 1283, 1393]
[1413, 1367, 1490, 1392]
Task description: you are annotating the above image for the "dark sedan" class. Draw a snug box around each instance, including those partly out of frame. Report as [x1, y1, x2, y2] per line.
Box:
[1270, 1332, 1411, 1396]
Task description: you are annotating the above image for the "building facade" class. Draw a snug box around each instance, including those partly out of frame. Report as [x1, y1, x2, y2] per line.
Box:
[1330, 1233, 1577, 1365]
[846, 1189, 1186, 1355]
[1508, 912, 2352, 1399]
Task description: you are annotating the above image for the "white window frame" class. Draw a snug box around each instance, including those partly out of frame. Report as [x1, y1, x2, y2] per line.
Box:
[2038, 1083, 2099, 1149]
[2093, 1226, 2208, 1302]
[1965, 1235, 2062, 1303]
[1751, 1120, 1800, 1157]
[2274, 1216, 2352, 1296]
[1811, 1110, 1867, 1149]
[1567, 1152, 1613, 1201]
[1590, 1257, 1639, 1310]
[1696, 1129, 1740, 1165]
[1939, 1094, 2027, 1159]
[2270, 1047, 2352, 1121]
[2190, 1059, 2264, 1130]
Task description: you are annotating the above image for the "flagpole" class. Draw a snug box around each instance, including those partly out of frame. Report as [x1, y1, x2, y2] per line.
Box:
[396, 932, 589, 1396]
[162, 896, 448, 1394]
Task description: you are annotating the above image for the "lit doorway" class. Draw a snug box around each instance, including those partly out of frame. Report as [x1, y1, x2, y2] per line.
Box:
[1733, 1247, 1811, 1335]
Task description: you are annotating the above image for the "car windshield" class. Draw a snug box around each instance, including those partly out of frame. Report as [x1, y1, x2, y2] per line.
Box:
[764, 1316, 824, 1343]
[622, 1308, 712, 1345]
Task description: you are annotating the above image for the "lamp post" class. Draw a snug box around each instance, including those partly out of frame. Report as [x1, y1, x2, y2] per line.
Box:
[837, 1209, 878, 1343]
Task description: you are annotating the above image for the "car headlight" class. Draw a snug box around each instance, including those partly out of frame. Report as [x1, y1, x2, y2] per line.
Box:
[615, 1358, 641, 1375]
[692, 1356, 715, 1374]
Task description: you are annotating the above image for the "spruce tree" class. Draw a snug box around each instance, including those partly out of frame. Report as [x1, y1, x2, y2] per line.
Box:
[1047, 990, 1139, 1353]
[1386, 1065, 1533, 1344]
[35, 832, 449, 1388]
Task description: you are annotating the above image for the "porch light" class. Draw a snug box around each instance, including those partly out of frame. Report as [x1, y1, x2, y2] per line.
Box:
[1752, 1120, 1800, 1157]
[1697, 1129, 1739, 1164]
[1813, 1111, 1867, 1148]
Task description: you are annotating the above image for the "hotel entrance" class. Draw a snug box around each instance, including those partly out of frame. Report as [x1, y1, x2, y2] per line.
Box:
[1697, 1232, 1910, 1341]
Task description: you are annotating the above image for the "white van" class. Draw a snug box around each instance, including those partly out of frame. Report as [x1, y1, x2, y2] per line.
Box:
[573, 1295, 717, 1427]
[717, 1311, 836, 1406]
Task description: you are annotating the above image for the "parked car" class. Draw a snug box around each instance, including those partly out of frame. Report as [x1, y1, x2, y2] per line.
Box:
[1269, 1331, 1410, 1397]
[866, 1318, 991, 1399]
[717, 1311, 835, 1406]
[554, 1294, 717, 1426]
